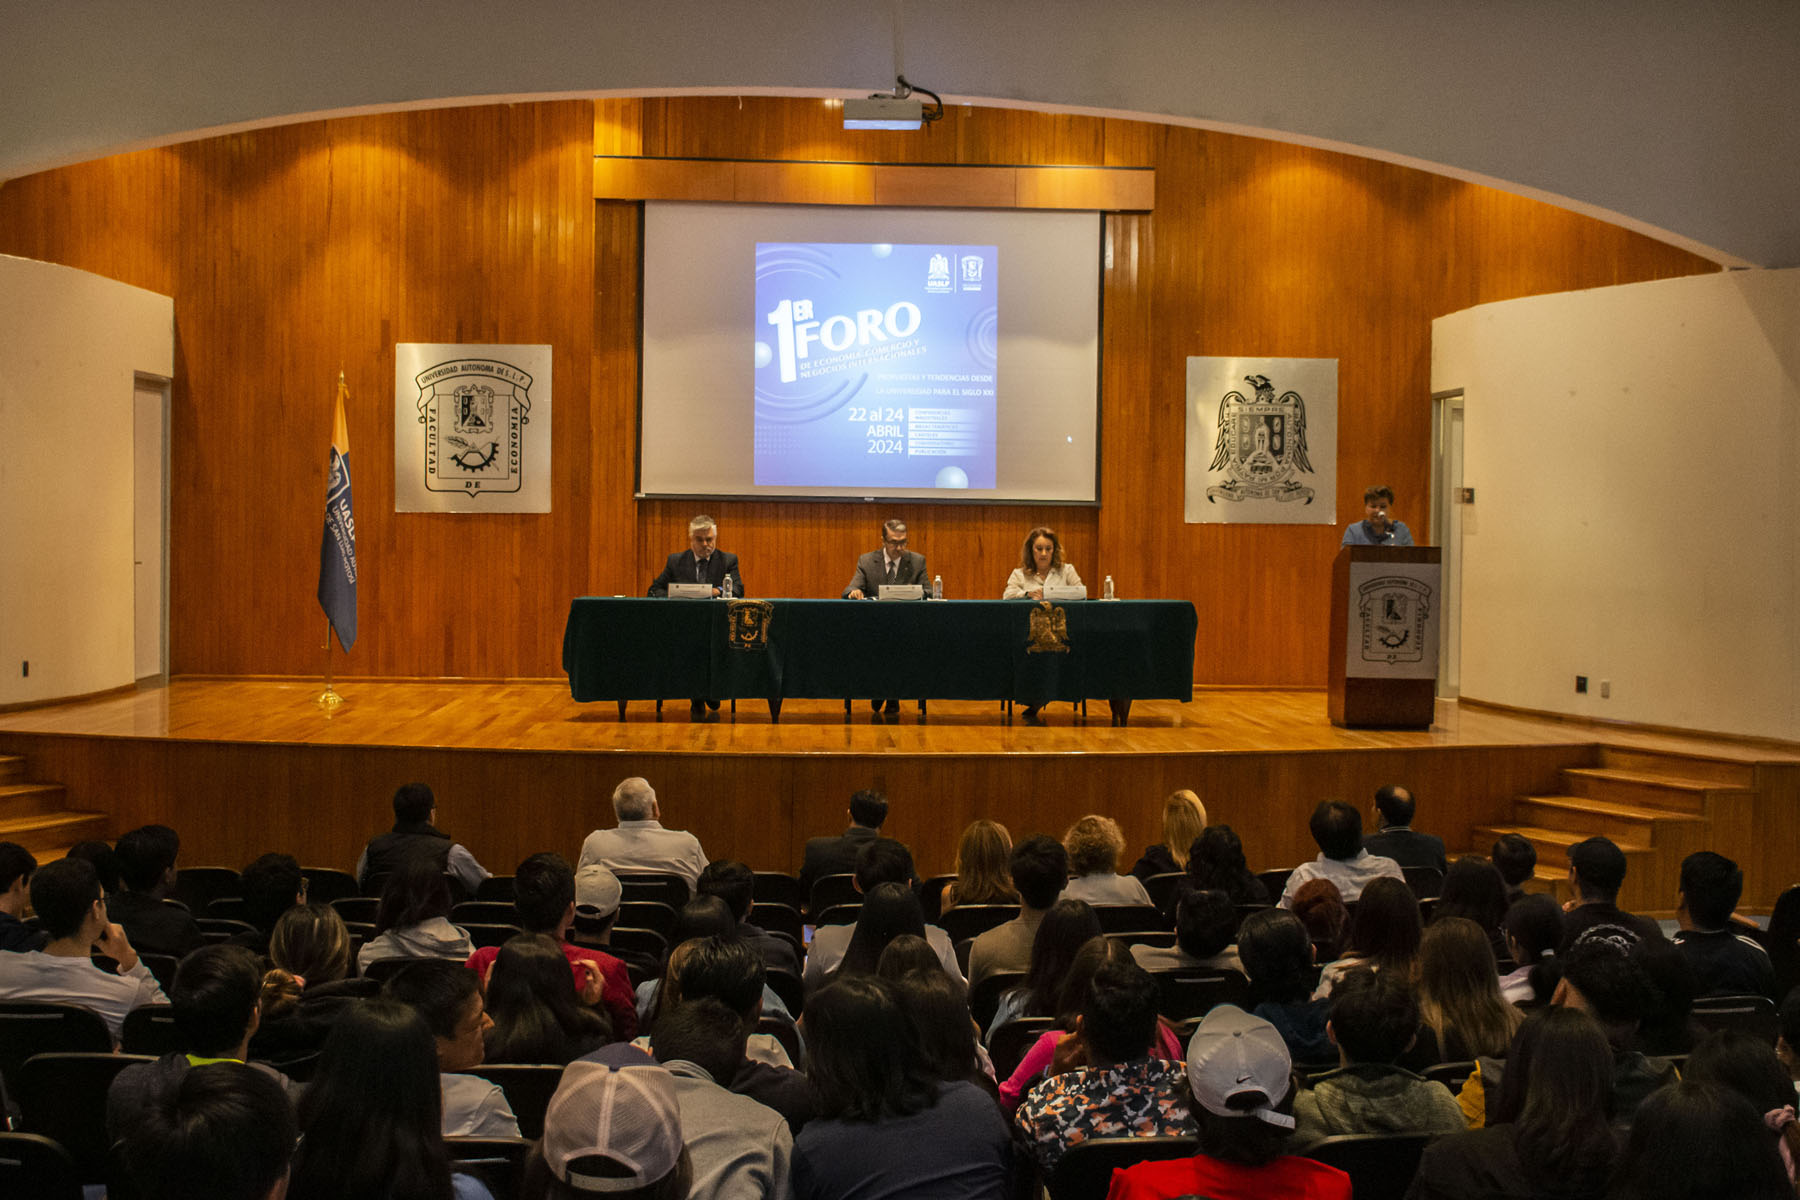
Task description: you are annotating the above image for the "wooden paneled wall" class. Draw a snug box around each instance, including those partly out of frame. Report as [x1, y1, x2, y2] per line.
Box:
[0, 97, 1716, 685]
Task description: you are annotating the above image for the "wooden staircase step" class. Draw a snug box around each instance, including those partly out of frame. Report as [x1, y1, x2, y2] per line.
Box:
[1472, 823, 1655, 859]
[1514, 794, 1708, 840]
[0, 781, 71, 817]
[1597, 746, 1758, 788]
[0, 811, 110, 855]
[1563, 767, 1750, 814]
[0, 755, 24, 784]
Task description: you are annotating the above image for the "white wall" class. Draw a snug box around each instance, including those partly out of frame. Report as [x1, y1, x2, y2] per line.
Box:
[1434, 269, 1800, 740]
[0, 255, 173, 705]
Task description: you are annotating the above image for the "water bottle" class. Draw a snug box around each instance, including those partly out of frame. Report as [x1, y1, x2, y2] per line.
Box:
[932, 574, 944, 600]
[1103, 575, 1116, 600]
[721, 574, 734, 600]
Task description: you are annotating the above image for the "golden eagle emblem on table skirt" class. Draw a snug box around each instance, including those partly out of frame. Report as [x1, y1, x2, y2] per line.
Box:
[1027, 601, 1070, 654]
[726, 600, 774, 650]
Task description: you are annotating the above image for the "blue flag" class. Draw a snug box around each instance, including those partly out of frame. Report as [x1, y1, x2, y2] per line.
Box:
[318, 373, 358, 650]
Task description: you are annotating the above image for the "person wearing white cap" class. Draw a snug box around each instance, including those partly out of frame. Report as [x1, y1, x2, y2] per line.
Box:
[524, 1045, 692, 1199]
[1103, 1005, 1351, 1200]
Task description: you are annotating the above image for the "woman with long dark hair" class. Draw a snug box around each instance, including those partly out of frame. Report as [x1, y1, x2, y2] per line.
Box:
[1184, 825, 1271, 908]
[793, 975, 1010, 1199]
[483, 933, 612, 1064]
[1314, 875, 1422, 999]
[836, 882, 927, 978]
[986, 898, 1103, 1038]
[1608, 1080, 1793, 1200]
[1404, 1007, 1617, 1200]
[288, 997, 493, 1200]
[1238, 907, 1332, 1065]
[1682, 1030, 1800, 1187]
[357, 856, 473, 972]
[1409, 916, 1522, 1066]
[1432, 855, 1510, 962]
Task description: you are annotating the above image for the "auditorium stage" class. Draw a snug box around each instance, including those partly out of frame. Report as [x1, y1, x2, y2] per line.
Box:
[1, 680, 1794, 907]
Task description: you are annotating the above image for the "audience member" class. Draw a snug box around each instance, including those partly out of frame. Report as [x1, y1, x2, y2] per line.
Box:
[1672, 849, 1775, 997]
[1778, 985, 1800, 1095]
[1407, 1007, 1618, 1200]
[384, 957, 521, 1137]
[107, 944, 293, 1144]
[1000, 937, 1184, 1113]
[1631, 936, 1702, 1056]
[967, 834, 1067, 989]
[251, 901, 378, 1066]
[1559, 836, 1663, 952]
[986, 897, 1103, 1038]
[1292, 967, 1466, 1148]
[640, 899, 776, 1032]
[108, 822, 203, 957]
[65, 838, 123, 895]
[578, 776, 709, 892]
[0, 855, 165, 1043]
[649, 998, 794, 1198]
[937, 818, 1019, 912]
[883, 963, 998, 1101]
[1432, 855, 1510, 962]
[640, 928, 795, 1065]
[1410, 915, 1523, 1065]
[355, 781, 491, 899]
[114, 1062, 296, 1200]
[1497, 893, 1563, 1005]
[1060, 814, 1153, 906]
[836, 881, 928, 977]
[1105, 1004, 1351, 1200]
[1314, 875, 1421, 998]
[1458, 942, 1676, 1129]
[522, 1047, 691, 1200]
[804, 837, 963, 985]
[1015, 957, 1192, 1170]
[465, 851, 637, 1039]
[0, 840, 46, 951]
[793, 975, 1011, 1199]
[1683, 1029, 1800, 1185]
[286, 997, 495, 1200]
[483, 932, 613, 1064]
[1279, 800, 1403, 907]
[1237, 907, 1332, 1064]
[798, 787, 907, 903]
[357, 855, 474, 971]
[1131, 887, 1241, 973]
[876, 933, 943, 979]
[1489, 833, 1537, 905]
[1184, 824, 1271, 907]
[229, 851, 304, 956]
[1290, 877, 1350, 964]
[1362, 784, 1448, 873]
[1608, 1080, 1793, 1200]
[1128, 789, 1208, 882]
[696, 858, 801, 977]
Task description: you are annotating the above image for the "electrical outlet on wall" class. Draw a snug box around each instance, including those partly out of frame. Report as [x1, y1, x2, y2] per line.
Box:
[1575, 675, 1587, 693]
[1600, 680, 1611, 698]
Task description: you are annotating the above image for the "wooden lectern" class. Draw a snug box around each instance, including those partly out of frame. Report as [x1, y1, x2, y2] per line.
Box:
[1328, 546, 1441, 729]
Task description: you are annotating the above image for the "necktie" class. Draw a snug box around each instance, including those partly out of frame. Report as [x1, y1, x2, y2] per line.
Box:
[886, 559, 896, 584]
[696, 556, 706, 582]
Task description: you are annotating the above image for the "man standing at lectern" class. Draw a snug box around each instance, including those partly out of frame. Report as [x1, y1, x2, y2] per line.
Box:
[1341, 485, 1415, 546]
[649, 514, 743, 722]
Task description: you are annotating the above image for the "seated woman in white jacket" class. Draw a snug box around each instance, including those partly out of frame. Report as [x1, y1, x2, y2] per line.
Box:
[357, 857, 475, 972]
[1003, 525, 1084, 721]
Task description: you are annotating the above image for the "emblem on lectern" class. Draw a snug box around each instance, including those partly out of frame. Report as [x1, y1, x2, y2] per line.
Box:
[414, 358, 533, 496]
[1026, 602, 1070, 654]
[1356, 576, 1431, 665]
[1204, 374, 1316, 504]
[726, 600, 774, 651]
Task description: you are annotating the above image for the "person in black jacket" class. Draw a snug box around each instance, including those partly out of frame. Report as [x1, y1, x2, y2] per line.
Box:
[0, 841, 47, 952]
[354, 781, 490, 899]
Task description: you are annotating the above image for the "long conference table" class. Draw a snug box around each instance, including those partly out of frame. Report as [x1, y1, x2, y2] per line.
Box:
[561, 597, 1198, 725]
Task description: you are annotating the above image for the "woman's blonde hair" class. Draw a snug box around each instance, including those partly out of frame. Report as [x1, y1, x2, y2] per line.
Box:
[1417, 916, 1522, 1059]
[947, 820, 1018, 908]
[1161, 790, 1208, 870]
[261, 902, 352, 1018]
[1018, 526, 1065, 574]
[1064, 815, 1125, 877]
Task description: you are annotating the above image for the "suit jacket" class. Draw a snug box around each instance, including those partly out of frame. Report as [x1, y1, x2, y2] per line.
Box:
[843, 549, 928, 598]
[798, 825, 916, 903]
[648, 549, 743, 597]
[1361, 827, 1448, 874]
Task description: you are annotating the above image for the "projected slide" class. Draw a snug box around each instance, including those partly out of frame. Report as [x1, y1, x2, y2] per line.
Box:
[754, 242, 997, 489]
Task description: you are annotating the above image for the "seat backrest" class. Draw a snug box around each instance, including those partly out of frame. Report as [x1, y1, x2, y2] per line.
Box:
[765, 967, 805, 1019]
[476, 874, 518, 902]
[616, 900, 678, 936]
[1402, 865, 1445, 900]
[1421, 1060, 1477, 1093]
[607, 926, 669, 964]
[463, 923, 525, 949]
[172, 867, 241, 914]
[0, 1131, 83, 1200]
[0, 1003, 114, 1085]
[807, 873, 860, 918]
[815, 902, 861, 927]
[451, 901, 518, 925]
[938, 904, 1020, 944]
[1256, 868, 1294, 902]
[1143, 871, 1189, 914]
[466, 1065, 564, 1139]
[120, 1004, 185, 1056]
[18, 1051, 156, 1183]
[969, 971, 1026, 1032]
[1690, 993, 1781, 1044]
[1095, 904, 1166, 934]
[916, 874, 957, 922]
[613, 872, 691, 907]
[330, 896, 381, 924]
[987, 1015, 1053, 1081]
[750, 871, 803, 910]
[445, 1136, 533, 1200]
[1151, 969, 1250, 1021]
[1046, 1135, 1199, 1200]
[1302, 1132, 1433, 1200]
[300, 866, 361, 906]
[749, 902, 802, 941]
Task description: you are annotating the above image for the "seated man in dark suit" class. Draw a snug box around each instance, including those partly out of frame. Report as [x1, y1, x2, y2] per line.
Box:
[647, 513, 745, 722]
[1361, 784, 1448, 875]
[843, 518, 928, 716]
[798, 788, 911, 908]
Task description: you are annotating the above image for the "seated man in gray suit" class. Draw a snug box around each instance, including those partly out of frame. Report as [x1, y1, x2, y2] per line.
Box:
[843, 517, 927, 716]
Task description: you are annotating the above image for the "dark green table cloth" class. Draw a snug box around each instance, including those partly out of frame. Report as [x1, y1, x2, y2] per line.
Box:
[562, 598, 1196, 717]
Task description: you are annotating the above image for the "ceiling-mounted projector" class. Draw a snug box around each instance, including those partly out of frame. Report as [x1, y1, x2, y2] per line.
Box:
[843, 94, 927, 131]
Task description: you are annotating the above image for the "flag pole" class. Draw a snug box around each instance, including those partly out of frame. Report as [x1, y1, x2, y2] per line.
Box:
[317, 367, 353, 709]
[319, 619, 342, 708]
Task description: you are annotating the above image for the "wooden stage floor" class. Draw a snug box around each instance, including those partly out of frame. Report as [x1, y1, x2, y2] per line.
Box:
[0, 679, 1792, 895]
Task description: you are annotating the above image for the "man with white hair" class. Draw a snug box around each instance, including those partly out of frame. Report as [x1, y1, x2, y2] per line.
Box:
[578, 777, 709, 892]
[647, 514, 744, 723]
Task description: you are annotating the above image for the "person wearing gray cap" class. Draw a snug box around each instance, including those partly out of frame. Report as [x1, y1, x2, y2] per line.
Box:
[1104, 1004, 1351, 1199]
